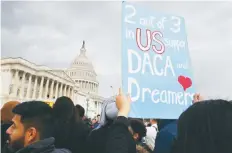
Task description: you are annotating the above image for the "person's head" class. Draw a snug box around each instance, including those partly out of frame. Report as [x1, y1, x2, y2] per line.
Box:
[92, 119, 96, 124]
[129, 119, 147, 142]
[1, 101, 20, 124]
[149, 119, 157, 125]
[53, 96, 79, 122]
[6, 101, 53, 152]
[173, 99, 232, 153]
[75, 104, 85, 118]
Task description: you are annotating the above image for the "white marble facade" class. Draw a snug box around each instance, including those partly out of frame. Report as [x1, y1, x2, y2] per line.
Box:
[1, 41, 104, 118]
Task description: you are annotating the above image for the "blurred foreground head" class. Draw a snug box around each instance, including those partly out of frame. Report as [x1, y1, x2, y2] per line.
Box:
[173, 99, 232, 153]
[1, 101, 20, 124]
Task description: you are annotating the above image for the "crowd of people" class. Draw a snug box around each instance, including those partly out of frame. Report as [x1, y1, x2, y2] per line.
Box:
[1, 89, 232, 153]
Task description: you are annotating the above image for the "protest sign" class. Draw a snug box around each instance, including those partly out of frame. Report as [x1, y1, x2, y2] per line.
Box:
[122, 2, 195, 119]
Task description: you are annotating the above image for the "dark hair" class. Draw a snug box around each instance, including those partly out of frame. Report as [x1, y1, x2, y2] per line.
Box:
[75, 104, 85, 118]
[172, 99, 232, 153]
[52, 96, 80, 148]
[12, 101, 53, 139]
[129, 119, 147, 141]
[53, 97, 90, 153]
[97, 114, 100, 117]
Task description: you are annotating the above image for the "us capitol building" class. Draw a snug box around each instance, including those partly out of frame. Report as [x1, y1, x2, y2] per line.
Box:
[1, 41, 104, 118]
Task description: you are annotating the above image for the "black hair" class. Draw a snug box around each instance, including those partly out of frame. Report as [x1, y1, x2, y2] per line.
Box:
[75, 104, 85, 118]
[52, 96, 81, 149]
[97, 114, 100, 117]
[12, 101, 53, 139]
[172, 99, 232, 153]
[129, 119, 147, 141]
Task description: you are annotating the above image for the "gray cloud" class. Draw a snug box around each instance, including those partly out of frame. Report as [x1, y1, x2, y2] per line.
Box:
[1, 1, 232, 99]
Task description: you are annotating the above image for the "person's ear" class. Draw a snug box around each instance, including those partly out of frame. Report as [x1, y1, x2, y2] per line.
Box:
[133, 133, 139, 141]
[25, 127, 37, 142]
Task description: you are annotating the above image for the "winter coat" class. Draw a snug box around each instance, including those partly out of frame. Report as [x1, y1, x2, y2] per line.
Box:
[15, 137, 71, 153]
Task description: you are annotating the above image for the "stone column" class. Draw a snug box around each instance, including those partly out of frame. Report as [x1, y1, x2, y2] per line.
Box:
[98, 102, 101, 114]
[68, 86, 72, 98]
[26, 74, 32, 99]
[39, 76, 44, 99]
[71, 88, 74, 100]
[44, 78, 50, 99]
[20, 72, 26, 99]
[49, 80, 54, 99]
[55, 81, 59, 99]
[67, 86, 69, 96]
[32, 76, 38, 99]
[59, 84, 63, 96]
[98, 102, 100, 114]
[12, 70, 19, 97]
[63, 85, 67, 96]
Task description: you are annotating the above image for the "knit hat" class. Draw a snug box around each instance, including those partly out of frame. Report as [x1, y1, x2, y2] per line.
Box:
[99, 97, 118, 127]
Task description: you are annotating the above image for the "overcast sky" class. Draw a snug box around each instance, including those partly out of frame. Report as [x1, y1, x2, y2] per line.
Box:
[1, 1, 232, 99]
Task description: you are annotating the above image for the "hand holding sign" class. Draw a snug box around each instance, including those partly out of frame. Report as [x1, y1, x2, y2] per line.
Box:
[116, 88, 131, 117]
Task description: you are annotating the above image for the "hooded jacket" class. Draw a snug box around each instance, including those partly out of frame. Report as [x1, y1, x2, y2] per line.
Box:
[153, 120, 177, 153]
[15, 137, 71, 153]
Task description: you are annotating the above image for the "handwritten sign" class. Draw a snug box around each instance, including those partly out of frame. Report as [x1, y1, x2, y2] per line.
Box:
[122, 2, 195, 119]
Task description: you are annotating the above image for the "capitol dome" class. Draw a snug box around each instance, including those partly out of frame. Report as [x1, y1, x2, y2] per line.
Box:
[66, 41, 99, 94]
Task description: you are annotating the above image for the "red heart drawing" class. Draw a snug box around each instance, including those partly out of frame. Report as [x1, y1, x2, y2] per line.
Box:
[178, 76, 192, 91]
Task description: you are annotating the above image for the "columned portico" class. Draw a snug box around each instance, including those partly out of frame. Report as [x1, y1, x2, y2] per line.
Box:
[1, 41, 104, 118]
[1, 67, 76, 102]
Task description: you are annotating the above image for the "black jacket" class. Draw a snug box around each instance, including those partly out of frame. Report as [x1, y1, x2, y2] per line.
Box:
[54, 121, 90, 153]
[105, 116, 136, 153]
[15, 137, 71, 153]
[87, 116, 136, 153]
